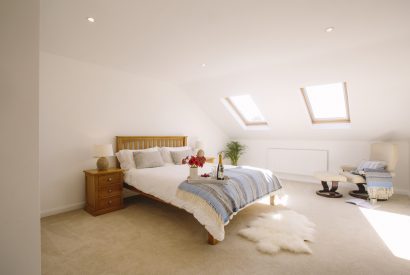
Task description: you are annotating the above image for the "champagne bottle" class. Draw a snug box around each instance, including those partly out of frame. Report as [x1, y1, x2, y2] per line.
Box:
[217, 154, 224, 180]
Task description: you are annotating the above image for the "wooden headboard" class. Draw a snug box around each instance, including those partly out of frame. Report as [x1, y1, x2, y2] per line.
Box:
[116, 136, 187, 151]
[115, 136, 188, 168]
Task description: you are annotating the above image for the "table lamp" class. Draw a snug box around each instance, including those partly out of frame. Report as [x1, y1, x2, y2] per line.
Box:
[195, 140, 204, 150]
[93, 144, 113, 170]
[195, 140, 205, 156]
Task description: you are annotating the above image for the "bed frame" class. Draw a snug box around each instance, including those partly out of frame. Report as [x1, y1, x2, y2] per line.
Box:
[116, 136, 219, 244]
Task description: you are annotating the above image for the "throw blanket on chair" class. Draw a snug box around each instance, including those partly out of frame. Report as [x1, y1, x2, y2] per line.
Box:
[177, 166, 282, 224]
[364, 168, 394, 200]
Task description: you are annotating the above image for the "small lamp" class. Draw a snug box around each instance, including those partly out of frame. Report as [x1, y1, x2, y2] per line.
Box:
[195, 140, 204, 150]
[195, 140, 205, 156]
[93, 144, 113, 170]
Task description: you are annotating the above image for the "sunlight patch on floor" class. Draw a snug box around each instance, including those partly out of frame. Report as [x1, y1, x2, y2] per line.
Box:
[360, 208, 410, 260]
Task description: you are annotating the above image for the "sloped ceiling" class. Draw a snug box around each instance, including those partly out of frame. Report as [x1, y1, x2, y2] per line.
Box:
[183, 38, 410, 140]
[40, 0, 410, 140]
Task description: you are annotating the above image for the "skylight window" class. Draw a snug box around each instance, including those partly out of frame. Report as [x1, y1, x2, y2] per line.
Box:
[301, 82, 351, 124]
[223, 95, 268, 128]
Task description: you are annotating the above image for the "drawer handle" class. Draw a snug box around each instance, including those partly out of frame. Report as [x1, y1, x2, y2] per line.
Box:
[108, 189, 112, 193]
[108, 177, 112, 182]
[108, 200, 112, 204]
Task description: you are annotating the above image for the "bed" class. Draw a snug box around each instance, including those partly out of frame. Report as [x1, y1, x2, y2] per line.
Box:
[116, 136, 282, 244]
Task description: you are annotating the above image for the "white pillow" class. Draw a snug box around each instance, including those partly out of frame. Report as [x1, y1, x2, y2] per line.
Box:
[133, 151, 164, 169]
[159, 146, 192, 164]
[115, 147, 158, 170]
[357, 160, 387, 171]
[170, 149, 193, 165]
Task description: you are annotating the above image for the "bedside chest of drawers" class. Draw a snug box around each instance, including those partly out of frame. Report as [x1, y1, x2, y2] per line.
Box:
[84, 168, 124, 216]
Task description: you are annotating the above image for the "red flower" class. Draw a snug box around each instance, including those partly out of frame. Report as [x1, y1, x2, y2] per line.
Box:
[183, 155, 206, 168]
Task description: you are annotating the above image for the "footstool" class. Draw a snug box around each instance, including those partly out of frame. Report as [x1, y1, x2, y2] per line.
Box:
[314, 172, 347, 198]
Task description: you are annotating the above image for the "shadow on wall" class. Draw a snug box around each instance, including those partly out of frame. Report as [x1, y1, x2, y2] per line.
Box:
[373, 131, 402, 141]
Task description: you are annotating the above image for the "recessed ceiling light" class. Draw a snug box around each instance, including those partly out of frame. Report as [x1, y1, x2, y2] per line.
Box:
[201, 63, 206, 67]
[87, 17, 95, 23]
[325, 27, 334, 33]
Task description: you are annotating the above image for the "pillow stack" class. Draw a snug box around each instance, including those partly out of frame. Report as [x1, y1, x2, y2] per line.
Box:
[115, 147, 158, 170]
[159, 146, 192, 164]
[170, 150, 192, 165]
[116, 146, 193, 170]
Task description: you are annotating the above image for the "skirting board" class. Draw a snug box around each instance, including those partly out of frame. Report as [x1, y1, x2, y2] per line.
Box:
[40, 193, 136, 218]
[394, 188, 410, 196]
[277, 173, 410, 197]
[41, 201, 85, 218]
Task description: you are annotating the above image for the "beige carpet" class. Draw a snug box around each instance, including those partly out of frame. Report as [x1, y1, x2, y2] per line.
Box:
[42, 181, 410, 275]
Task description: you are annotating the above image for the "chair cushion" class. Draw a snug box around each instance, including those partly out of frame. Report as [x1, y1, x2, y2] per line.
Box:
[314, 172, 346, 182]
[340, 171, 366, 184]
[341, 165, 357, 172]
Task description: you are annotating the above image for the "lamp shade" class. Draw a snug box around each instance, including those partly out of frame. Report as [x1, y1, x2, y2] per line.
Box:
[195, 140, 204, 150]
[93, 144, 114, 158]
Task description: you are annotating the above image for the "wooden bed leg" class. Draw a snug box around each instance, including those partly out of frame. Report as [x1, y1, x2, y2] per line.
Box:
[270, 194, 277, 206]
[207, 233, 219, 245]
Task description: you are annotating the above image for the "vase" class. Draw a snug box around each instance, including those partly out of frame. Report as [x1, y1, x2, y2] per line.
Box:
[189, 167, 199, 179]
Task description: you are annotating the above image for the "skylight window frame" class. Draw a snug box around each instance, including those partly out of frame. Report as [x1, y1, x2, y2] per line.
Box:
[224, 96, 268, 127]
[301, 82, 351, 124]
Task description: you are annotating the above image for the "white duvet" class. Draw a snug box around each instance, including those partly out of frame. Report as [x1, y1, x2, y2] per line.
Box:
[124, 163, 236, 240]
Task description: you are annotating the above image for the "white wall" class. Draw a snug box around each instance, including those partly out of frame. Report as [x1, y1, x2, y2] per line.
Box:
[408, 139, 410, 193]
[238, 139, 410, 195]
[40, 52, 228, 216]
[0, 0, 41, 274]
[395, 141, 410, 195]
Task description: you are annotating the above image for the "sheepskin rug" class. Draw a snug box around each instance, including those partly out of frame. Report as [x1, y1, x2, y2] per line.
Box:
[238, 210, 316, 254]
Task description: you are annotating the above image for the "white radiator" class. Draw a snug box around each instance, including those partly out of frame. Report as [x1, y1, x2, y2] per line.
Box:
[267, 148, 329, 176]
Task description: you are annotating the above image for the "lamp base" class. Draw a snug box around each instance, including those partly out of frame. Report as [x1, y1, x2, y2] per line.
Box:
[96, 157, 109, 170]
[196, 149, 205, 157]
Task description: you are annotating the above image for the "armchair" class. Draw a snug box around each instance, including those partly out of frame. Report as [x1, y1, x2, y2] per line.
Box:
[340, 143, 398, 200]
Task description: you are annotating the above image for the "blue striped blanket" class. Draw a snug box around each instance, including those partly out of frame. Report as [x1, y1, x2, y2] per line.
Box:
[365, 168, 393, 188]
[364, 168, 394, 200]
[177, 166, 282, 224]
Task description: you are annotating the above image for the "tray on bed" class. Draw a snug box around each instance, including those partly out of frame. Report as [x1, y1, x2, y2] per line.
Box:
[187, 176, 230, 184]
